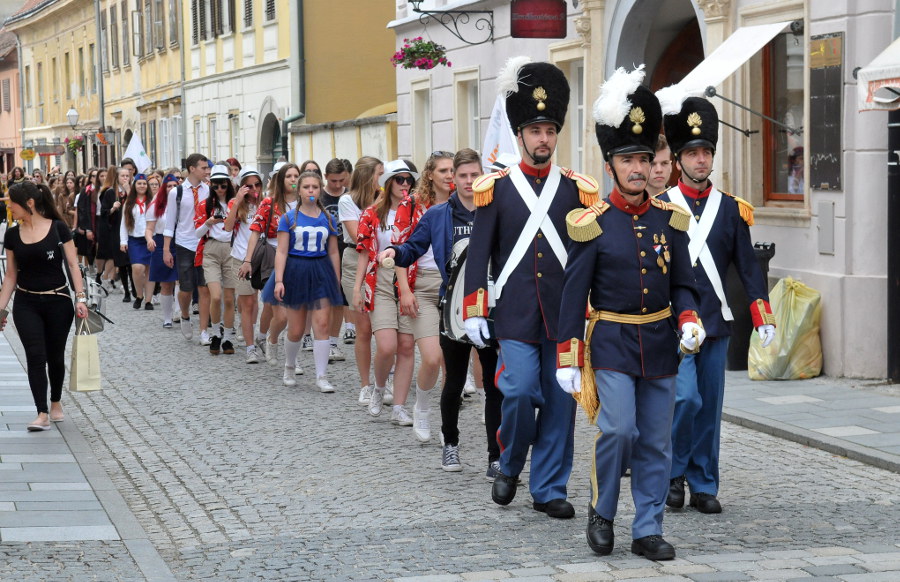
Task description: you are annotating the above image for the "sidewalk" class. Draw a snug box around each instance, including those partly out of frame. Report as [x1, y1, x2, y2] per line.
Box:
[0, 328, 174, 581]
[724, 369, 900, 474]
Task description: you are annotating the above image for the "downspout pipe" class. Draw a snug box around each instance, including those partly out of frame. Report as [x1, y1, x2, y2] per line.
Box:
[282, 0, 305, 159]
[888, 0, 900, 382]
[94, 0, 106, 165]
[15, 35, 25, 169]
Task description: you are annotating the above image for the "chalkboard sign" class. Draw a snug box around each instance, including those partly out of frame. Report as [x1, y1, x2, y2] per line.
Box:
[809, 32, 843, 191]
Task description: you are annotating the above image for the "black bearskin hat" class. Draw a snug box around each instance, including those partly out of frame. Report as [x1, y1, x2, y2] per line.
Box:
[592, 66, 661, 161]
[498, 57, 570, 133]
[661, 96, 719, 156]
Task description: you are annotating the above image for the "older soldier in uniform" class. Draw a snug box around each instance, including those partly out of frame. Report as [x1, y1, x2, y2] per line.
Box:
[463, 57, 600, 519]
[555, 66, 703, 560]
[655, 93, 776, 514]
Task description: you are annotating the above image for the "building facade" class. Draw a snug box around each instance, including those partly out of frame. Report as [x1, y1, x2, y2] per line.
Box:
[4, 0, 103, 173]
[0, 29, 22, 174]
[392, 0, 896, 379]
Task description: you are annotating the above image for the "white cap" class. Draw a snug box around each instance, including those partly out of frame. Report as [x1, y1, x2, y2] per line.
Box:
[269, 161, 287, 178]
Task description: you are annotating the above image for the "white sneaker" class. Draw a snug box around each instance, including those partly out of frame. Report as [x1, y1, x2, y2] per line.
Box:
[265, 340, 279, 365]
[199, 330, 212, 346]
[295, 365, 304, 375]
[413, 407, 431, 442]
[343, 327, 356, 344]
[369, 387, 385, 417]
[383, 383, 394, 406]
[180, 319, 193, 340]
[464, 373, 477, 395]
[245, 346, 260, 364]
[282, 366, 297, 387]
[316, 377, 335, 393]
[358, 385, 373, 405]
[390, 405, 413, 426]
[301, 334, 313, 351]
[328, 345, 346, 362]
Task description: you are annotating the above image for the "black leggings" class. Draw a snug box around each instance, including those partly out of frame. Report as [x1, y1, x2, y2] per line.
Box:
[12, 293, 74, 414]
[439, 334, 503, 462]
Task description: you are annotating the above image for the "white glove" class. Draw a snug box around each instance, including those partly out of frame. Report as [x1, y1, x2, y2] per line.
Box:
[464, 316, 490, 348]
[555, 367, 581, 394]
[680, 322, 706, 353]
[757, 324, 775, 348]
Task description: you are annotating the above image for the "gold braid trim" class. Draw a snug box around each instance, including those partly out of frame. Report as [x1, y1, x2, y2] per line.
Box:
[472, 169, 509, 207]
[723, 191, 755, 226]
[560, 167, 600, 207]
[575, 311, 603, 424]
[650, 197, 691, 231]
[565, 201, 609, 242]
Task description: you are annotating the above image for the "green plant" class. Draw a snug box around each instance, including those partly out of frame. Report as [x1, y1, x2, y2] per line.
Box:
[391, 37, 451, 70]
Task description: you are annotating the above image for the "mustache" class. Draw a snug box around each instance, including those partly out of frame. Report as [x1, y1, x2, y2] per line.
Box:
[627, 173, 647, 181]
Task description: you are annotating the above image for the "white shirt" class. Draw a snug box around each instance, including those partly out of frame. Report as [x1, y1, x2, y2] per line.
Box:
[338, 194, 362, 245]
[418, 245, 438, 270]
[163, 179, 208, 252]
[376, 209, 396, 252]
[146, 194, 167, 235]
[118, 197, 150, 244]
[230, 205, 256, 260]
[195, 199, 232, 243]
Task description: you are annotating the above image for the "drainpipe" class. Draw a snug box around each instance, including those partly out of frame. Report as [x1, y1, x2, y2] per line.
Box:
[178, 0, 186, 164]
[94, 0, 106, 166]
[889, 0, 900, 382]
[15, 35, 25, 168]
[282, 0, 305, 159]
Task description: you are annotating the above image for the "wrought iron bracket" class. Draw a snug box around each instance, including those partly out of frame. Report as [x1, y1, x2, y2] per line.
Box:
[705, 86, 802, 136]
[409, 2, 494, 46]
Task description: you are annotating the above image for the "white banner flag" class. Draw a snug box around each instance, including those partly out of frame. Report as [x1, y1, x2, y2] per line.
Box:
[481, 95, 520, 171]
[122, 134, 154, 173]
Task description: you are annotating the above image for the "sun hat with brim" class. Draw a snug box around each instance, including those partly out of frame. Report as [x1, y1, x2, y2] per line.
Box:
[268, 161, 287, 179]
[210, 165, 230, 181]
[379, 159, 420, 188]
[239, 166, 263, 184]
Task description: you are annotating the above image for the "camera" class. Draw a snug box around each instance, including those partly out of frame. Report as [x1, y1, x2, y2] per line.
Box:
[213, 207, 227, 220]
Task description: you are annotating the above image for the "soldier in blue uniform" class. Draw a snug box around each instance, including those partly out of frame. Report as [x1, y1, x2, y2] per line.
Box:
[655, 93, 776, 514]
[463, 57, 600, 519]
[555, 66, 703, 560]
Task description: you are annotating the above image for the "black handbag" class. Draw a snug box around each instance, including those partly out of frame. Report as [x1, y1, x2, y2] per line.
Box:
[250, 202, 276, 290]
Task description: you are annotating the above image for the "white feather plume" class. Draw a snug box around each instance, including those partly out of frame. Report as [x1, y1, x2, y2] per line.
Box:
[497, 56, 533, 98]
[592, 65, 646, 128]
[656, 84, 690, 116]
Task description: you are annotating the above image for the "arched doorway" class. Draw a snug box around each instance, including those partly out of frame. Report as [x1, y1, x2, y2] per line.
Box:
[257, 113, 282, 180]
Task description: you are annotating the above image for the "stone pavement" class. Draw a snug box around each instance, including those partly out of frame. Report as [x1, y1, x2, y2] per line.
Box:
[0, 293, 899, 581]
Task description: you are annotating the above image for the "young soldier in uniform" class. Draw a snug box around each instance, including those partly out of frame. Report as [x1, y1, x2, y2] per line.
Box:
[655, 93, 776, 514]
[555, 66, 703, 560]
[463, 57, 600, 519]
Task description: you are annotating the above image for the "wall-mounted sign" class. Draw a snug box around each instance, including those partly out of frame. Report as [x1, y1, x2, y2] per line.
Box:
[20, 149, 35, 161]
[809, 32, 843, 191]
[511, 0, 567, 39]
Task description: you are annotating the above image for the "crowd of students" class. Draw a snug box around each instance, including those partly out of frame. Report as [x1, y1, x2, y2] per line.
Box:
[8, 149, 499, 475]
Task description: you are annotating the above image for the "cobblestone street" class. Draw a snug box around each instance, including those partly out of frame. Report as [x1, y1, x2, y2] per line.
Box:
[2, 297, 900, 581]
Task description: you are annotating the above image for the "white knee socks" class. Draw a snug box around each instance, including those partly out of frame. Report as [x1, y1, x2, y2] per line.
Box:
[161, 294, 174, 323]
[284, 338, 301, 368]
[314, 339, 330, 377]
[415, 385, 431, 412]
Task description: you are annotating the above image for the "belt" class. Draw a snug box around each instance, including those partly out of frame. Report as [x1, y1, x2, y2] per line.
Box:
[591, 306, 672, 325]
[17, 285, 70, 298]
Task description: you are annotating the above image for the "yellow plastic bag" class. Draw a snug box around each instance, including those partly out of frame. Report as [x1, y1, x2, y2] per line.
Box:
[748, 277, 822, 380]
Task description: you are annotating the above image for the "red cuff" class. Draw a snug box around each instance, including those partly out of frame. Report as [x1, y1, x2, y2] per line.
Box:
[677, 310, 699, 328]
[463, 288, 489, 319]
[749, 299, 775, 328]
[557, 338, 585, 368]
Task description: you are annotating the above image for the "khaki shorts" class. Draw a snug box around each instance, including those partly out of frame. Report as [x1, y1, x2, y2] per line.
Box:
[229, 256, 256, 296]
[407, 268, 441, 340]
[202, 239, 237, 289]
[341, 247, 362, 311]
[370, 267, 412, 335]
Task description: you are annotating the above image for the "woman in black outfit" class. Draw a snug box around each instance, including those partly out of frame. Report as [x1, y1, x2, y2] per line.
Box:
[0, 182, 88, 431]
[100, 166, 136, 301]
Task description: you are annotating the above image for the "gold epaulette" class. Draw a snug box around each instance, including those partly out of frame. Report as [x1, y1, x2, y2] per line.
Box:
[722, 191, 755, 226]
[471, 168, 509, 207]
[650, 197, 691, 232]
[565, 201, 609, 242]
[559, 166, 600, 206]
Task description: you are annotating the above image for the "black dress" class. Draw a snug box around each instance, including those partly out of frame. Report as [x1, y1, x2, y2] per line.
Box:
[98, 187, 130, 266]
[74, 188, 95, 258]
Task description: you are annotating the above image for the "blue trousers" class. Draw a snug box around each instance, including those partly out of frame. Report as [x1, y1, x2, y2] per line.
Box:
[670, 337, 729, 495]
[496, 339, 576, 503]
[591, 370, 676, 539]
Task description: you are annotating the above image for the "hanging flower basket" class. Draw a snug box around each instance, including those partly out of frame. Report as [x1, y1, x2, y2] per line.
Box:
[391, 37, 451, 70]
[66, 137, 84, 154]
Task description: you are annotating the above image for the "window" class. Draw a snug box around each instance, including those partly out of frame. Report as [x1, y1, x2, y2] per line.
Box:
[208, 116, 218, 158]
[169, 0, 179, 46]
[145, 0, 154, 55]
[64, 53, 71, 100]
[78, 48, 85, 96]
[89, 44, 97, 92]
[411, 79, 432, 169]
[762, 30, 805, 202]
[159, 118, 169, 167]
[229, 114, 239, 156]
[191, 0, 199, 44]
[173, 114, 182, 162]
[264, 0, 274, 21]
[569, 61, 584, 173]
[133, 10, 144, 58]
[199, 0, 208, 40]
[24, 65, 31, 107]
[194, 118, 201, 153]
[1, 79, 10, 112]
[223, 0, 235, 33]
[154, 0, 165, 49]
[149, 120, 157, 165]
[122, 1, 130, 66]
[243, 0, 252, 28]
[110, 6, 119, 69]
[51, 57, 58, 102]
[211, 0, 221, 36]
[37, 62, 44, 104]
[454, 71, 480, 150]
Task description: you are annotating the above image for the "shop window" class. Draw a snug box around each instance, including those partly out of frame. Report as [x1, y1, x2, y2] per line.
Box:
[762, 30, 805, 202]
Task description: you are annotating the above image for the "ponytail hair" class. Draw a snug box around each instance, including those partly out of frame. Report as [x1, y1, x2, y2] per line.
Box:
[9, 181, 66, 222]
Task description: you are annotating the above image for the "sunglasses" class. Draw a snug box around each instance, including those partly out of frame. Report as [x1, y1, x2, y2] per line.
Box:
[393, 175, 414, 185]
[212, 182, 230, 189]
[431, 150, 453, 158]
[244, 182, 262, 189]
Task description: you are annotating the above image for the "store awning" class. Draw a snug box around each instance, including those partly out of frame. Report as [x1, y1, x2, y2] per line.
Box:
[658, 21, 792, 108]
[857, 36, 900, 112]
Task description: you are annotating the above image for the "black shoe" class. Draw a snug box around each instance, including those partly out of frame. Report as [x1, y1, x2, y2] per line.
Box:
[631, 535, 675, 561]
[133, 297, 143, 309]
[667, 476, 685, 508]
[144, 302, 154, 310]
[221, 340, 234, 355]
[689, 492, 722, 514]
[586, 509, 614, 555]
[123, 293, 132, 303]
[491, 471, 517, 506]
[209, 335, 221, 355]
[533, 498, 575, 519]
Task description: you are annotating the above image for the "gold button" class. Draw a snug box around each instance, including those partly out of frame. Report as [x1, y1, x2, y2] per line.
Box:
[537, 233, 543, 239]
[641, 268, 647, 274]
[694, 215, 700, 220]
[633, 215, 639, 221]
[643, 288, 649, 294]
[537, 272, 543, 278]
[535, 178, 542, 184]
[695, 200, 701, 206]
[637, 232, 643, 238]
[642, 307, 648, 313]
[537, 252, 543, 258]
[693, 261, 698, 267]
[641, 251, 646, 257]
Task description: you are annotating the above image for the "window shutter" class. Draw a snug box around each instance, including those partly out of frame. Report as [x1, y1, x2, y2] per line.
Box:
[243, 0, 252, 28]
[265, 0, 273, 21]
[211, 0, 220, 37]
[122, 2, 130, 66]
[191, 0, 199, 44]
[1, 79, 9, 112]
[199, 0, 207, 40]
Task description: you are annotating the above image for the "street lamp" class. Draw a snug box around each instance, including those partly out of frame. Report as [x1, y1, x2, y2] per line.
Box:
[66, 106, 78, 130]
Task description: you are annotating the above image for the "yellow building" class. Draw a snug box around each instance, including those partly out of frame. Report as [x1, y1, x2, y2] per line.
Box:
[5, 0, 105, 173]
[99, 0, 182, 169]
